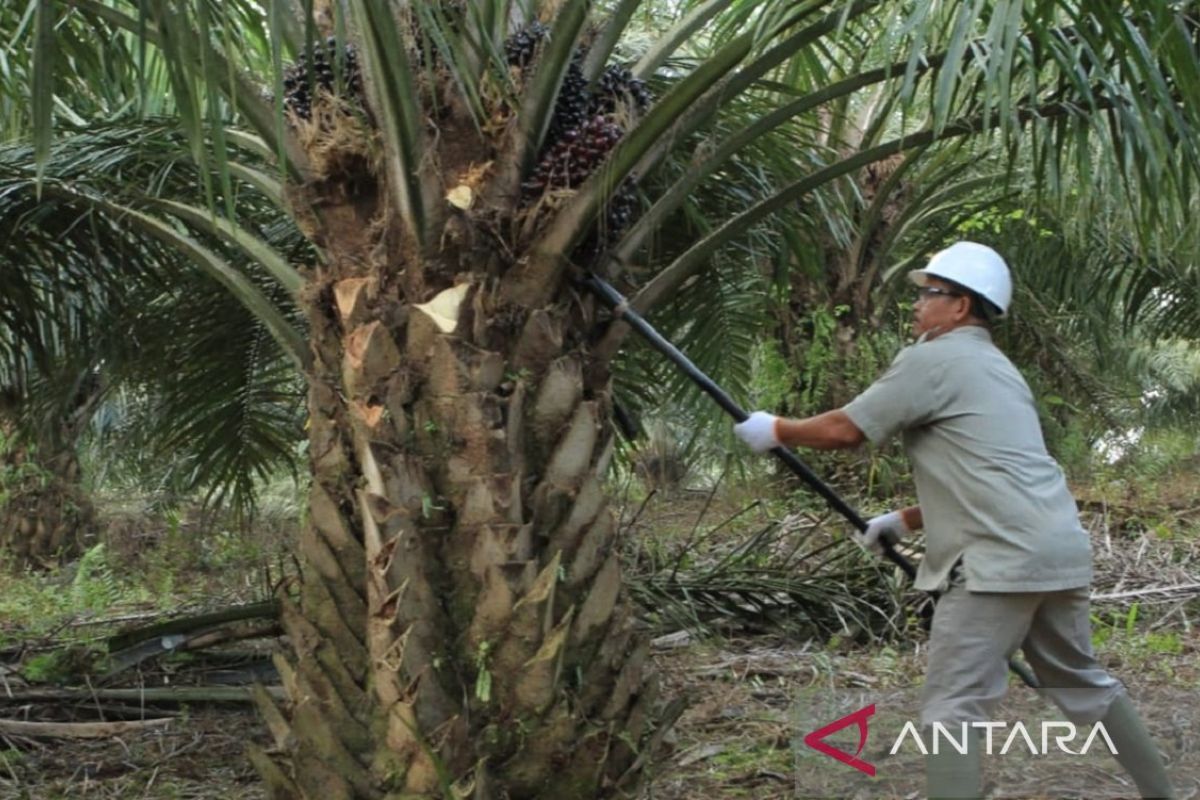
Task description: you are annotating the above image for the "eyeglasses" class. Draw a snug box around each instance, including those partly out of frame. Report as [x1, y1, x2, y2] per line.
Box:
[916, 286, 963, 301]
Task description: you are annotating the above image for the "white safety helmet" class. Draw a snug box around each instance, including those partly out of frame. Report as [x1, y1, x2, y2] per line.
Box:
[908, 241, 1012, 316]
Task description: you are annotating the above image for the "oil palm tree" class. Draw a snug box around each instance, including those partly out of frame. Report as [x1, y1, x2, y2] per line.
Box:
[0, 122, 170, 566]
[0, 124, 310, 563]
[0, 309, 105, 566]
[6, 1, 1200, 797]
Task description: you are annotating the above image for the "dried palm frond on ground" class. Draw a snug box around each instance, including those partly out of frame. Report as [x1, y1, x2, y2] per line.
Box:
[5, 634, 1194, 800]
[624, 488, 1200, 642]
[626, 491, 1200, 798]
[0, 707, 268, 800]
[646, 633, 1200, 800]
[624, 499, 922, 641]
[1087, 507, 1200, 629]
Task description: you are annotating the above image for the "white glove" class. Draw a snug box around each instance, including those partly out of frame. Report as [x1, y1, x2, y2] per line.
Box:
[857, 510, 908, 554]
[733, 411, 782, 453]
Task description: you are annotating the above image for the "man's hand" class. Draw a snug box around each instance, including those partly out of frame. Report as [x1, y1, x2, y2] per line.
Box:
[733, 411, 781, 453]
[858, 510, 909, 554]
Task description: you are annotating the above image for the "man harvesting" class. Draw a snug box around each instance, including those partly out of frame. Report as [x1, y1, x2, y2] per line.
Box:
[733, 242, 1174, 799]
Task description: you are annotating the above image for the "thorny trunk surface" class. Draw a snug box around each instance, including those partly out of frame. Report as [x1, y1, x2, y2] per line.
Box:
[0, 387, 100, 568]
[0, 434, 96, 568]
[250, 112, 657, 800]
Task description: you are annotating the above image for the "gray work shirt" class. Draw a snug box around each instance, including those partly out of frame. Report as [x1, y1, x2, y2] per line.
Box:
[842, 325, 1092, 592]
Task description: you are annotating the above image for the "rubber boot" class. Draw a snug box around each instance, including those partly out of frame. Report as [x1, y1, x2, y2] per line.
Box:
[1101, 693, 1174, 799]
[926, 726, 981, 799]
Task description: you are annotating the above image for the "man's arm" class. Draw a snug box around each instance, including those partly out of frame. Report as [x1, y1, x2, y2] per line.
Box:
[775, 409, 866, 450]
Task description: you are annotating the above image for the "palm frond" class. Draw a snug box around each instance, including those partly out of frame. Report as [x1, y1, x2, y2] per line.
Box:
[0, 120, 310, 512]
[632, 0, 732, 80]
[111, 275, 305, 514]
[628, 510, 910, 638]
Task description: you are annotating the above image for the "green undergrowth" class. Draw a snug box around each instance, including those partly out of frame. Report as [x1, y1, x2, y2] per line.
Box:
[1091, 603, 1192, 681]
[0, 494, 297, 671]
[0, 544, 141, 643]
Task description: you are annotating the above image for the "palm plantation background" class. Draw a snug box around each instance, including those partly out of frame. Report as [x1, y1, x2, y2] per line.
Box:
[1, 1, 1199, 798]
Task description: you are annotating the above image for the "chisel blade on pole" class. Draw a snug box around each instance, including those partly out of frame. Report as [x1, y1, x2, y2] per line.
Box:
[583, 272, 1040, 690]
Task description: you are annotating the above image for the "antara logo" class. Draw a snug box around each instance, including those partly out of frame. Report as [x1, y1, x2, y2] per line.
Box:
[890, 721, 1119, 756]
[803, 703, 876, 776]
[803, 704, 1120, 776]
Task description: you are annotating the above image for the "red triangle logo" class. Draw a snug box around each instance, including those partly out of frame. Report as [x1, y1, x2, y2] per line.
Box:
[803, 703, 876, 776]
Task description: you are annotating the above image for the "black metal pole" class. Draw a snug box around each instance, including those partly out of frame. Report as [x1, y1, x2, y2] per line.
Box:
[584, 274, 908, 566]
[585, 273, 1040, 689]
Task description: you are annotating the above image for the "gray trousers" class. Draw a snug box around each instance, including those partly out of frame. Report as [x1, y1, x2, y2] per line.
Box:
[921, 570, 1124, 727]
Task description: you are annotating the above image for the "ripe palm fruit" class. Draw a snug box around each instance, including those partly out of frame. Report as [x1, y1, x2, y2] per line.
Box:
[505, 21, 550, 67]
[603, 181, 639, 234]
[548, 60, 591, 142]
[574, 178, 640, 260]
[523, 115, 625, 195]
[502, 23, 590, 141]
[523, 114, 640, 253]
[281, 37, 363, 120]
[588, 65, 653, 115]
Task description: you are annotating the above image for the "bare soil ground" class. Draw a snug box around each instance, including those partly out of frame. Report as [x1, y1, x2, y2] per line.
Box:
[647, 636, 1200, 800]
[0, 708, 266, 799]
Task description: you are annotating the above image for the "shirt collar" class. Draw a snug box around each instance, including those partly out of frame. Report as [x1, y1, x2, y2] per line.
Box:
[916, 324, 992, 346]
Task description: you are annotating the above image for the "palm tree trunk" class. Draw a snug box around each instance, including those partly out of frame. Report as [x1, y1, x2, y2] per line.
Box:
[786, 155, 910, 411]
[0, 398, 99, 568]
[252, 217, 656, 798]
[0, 442, 95, 567]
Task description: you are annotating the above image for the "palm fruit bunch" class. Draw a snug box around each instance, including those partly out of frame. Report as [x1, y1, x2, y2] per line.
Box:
[587, 65, 653, 116]
[521, 115, 640, 254]
[522, 115, 624, 195]
[599, 180, 639, 236]
[503, 21, 654, 250]
[573, 177, 640, 260]
[503, 22, 588, 141]
[502, 23, 654, 141]
[505, 20, 550, 67]
[281, 37, 362, 119]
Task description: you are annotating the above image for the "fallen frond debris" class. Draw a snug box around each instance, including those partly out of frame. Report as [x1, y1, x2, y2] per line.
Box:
[625, 498, 1200, 639]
